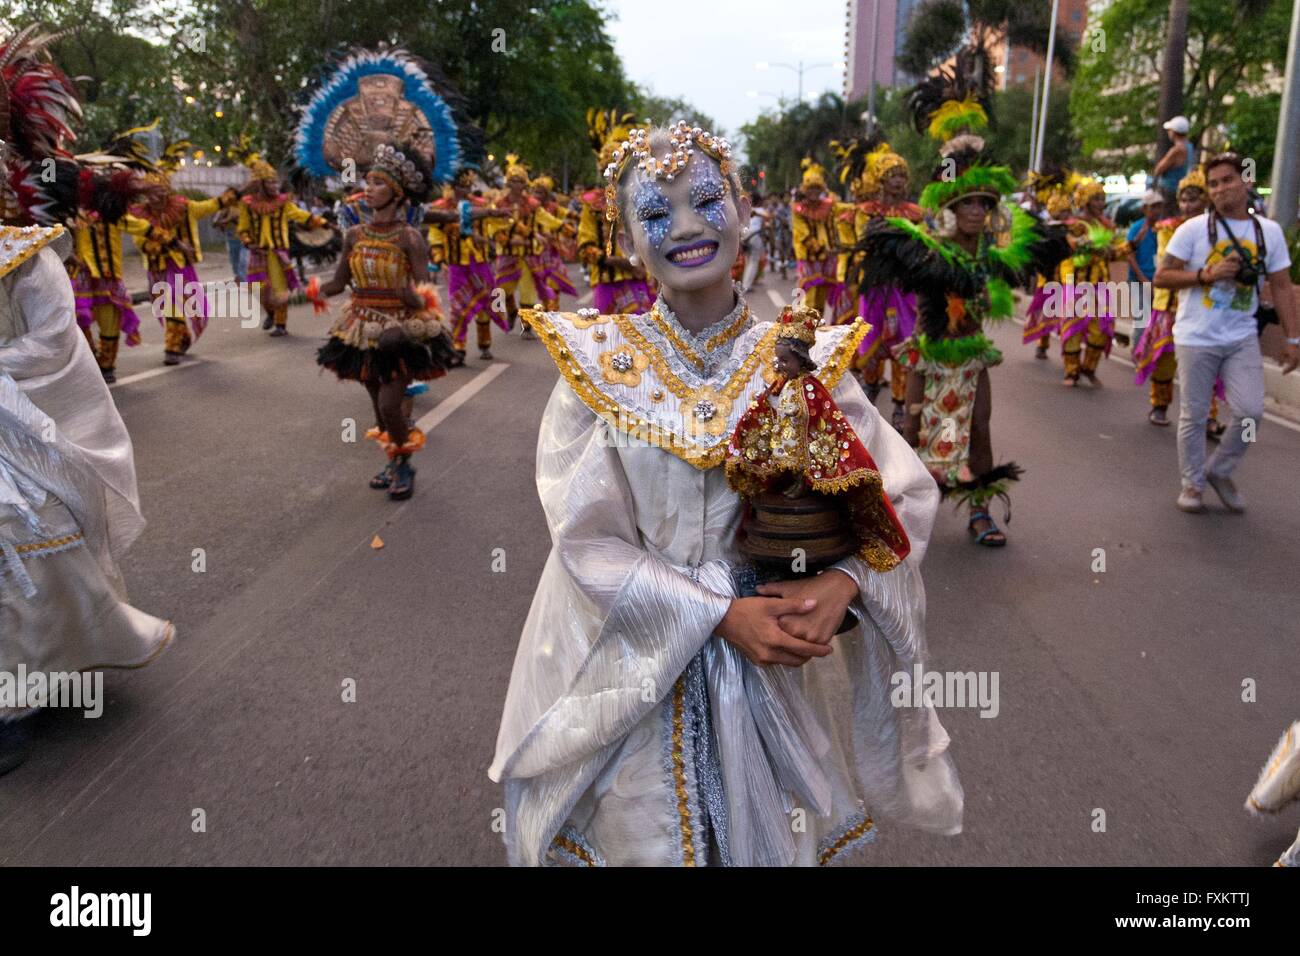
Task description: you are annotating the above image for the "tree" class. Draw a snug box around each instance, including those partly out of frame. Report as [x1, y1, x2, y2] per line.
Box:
[1070, 0, 1291, 176]
[898, 0, 1074, 78]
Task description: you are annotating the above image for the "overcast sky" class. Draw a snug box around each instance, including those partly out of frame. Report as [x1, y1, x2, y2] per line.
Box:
[604, 0, 850, 152]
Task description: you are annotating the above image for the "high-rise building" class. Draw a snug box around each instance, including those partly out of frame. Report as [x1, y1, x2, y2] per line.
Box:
[993, 0, 1090, 89]
[843, 0, 921, 101]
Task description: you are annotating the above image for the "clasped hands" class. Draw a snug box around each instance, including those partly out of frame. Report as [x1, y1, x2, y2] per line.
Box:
[714, 569, 858, 668]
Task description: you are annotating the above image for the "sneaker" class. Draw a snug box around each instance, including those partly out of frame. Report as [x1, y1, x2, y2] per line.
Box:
[479, 348, 493, 361]
[1148, 406, 1170, 426]
[100, 368, 116, 384]
[1035, 346, 1049, 361]
[261, 314, 273, 330]
[1081, 369, 1102, 387]
[269, 327, 287, 337]
[164, 351, 181, 366]
[1206, 473, 1245, 513]
[1176, 487, 1205, 513]
[1246, 722, 1300, 814]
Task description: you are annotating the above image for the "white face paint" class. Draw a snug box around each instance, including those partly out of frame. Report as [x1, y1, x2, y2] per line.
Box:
[619, 146, 747, 296]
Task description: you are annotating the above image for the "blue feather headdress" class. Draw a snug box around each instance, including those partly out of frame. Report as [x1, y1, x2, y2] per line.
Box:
[294, 49, 461, 186]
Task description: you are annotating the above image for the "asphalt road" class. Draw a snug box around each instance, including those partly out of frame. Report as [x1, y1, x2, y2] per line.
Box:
[3, 265, 1297, 866]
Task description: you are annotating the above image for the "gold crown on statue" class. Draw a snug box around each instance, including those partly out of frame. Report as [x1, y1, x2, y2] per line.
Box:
[776, 306, 819, 345]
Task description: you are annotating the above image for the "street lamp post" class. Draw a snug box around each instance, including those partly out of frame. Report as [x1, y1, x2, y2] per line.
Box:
[756, 59, 845, 108]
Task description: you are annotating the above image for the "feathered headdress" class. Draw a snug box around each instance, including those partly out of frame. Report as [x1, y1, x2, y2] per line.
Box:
[800, 156, 827, 191]
[226, 133, 276, 182]
[587, 108, 637, 172]
[906, 42, 994, 163]
[1177, 166, 1206, 196]
[908, 41, 1013, 216]
[1071, 177, 1105, 210]
[0, 23, 83, 224]
[503, 152, 529, 184]
[294, 47, 462, 186]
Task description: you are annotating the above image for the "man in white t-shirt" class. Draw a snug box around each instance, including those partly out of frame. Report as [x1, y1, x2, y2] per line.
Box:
[1154, 152, 1300, 514]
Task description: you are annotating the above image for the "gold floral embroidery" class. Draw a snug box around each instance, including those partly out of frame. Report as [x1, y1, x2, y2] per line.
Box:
[598, 344, 649, 387]
[612, 311, 779, 404]
[683, 384, 732, 437]
[592, 328, 607, 342]
[570, 309, 611, 330]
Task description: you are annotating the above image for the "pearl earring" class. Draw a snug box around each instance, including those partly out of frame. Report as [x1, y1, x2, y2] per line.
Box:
[628, 253, 640, 267]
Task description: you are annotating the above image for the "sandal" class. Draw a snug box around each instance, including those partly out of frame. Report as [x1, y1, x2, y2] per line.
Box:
[369, 463, 394, 489]
[890, 403, 905, 432]
[388, 456, 415, 500]
[968, 510, 1007, 547]
[1148, 405, 1170, 426]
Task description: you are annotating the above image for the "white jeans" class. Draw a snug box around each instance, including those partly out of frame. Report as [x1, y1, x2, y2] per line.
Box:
[1175, 335, 1265, 490]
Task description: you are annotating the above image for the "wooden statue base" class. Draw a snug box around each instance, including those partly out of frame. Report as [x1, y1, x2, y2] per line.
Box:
[738, 490, 856, 567]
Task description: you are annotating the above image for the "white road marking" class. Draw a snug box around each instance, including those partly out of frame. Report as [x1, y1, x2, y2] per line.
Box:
[766, 288, 785, 313]
[414, 362, 510, 434]
[1011, 315, 1300, 435]
[110, 358, 202, 388]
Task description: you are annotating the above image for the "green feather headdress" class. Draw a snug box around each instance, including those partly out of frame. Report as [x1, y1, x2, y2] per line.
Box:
[919, 163, 1018, 213]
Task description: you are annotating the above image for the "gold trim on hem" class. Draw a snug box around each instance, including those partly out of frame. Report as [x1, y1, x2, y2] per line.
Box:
[669, 675, 696, 867]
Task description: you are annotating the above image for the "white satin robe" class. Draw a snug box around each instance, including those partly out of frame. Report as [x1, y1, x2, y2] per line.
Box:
[489, 299, 962, 866]
[0, 228, 172, 717]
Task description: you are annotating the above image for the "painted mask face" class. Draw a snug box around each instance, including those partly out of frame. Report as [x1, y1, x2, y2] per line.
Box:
[619, 148, 744, 294]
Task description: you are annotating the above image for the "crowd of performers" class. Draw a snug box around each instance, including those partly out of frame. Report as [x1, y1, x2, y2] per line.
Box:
[3, 27, 1297, 869]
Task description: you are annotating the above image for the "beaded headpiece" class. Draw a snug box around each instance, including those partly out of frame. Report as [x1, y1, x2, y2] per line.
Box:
[531, 173, 554, 191]
[370, 142, 428, 197]
[600, 120, 735, 254]
[776, 306, 819, 345]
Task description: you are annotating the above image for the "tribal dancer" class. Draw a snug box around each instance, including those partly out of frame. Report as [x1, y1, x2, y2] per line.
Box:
[427, 167, 499, 360]
[535, 174, 579, 263]
[120, 134, 239, 364]
[833, 136, 923, 430]
[1132, 168, 1225, 431]
[1020, 167, 1079, 360]
[488, 154, 567, 339]
[790, 158, 839, 318]
[855, 46, 1069, 548]
[63, 128, 156, 383]
[0, 24, 171, 774]
[232, 148, 326, 337]
[576, 109, 654, 316]
[297, 48, 465, 500]
[530, 173, 578, 309]
[1058, 177, 1129, 386]
[491, 120, 962, 867]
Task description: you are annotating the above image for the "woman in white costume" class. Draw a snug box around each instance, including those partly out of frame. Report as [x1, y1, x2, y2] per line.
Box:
[0, 26, 172, 773]
[489, 121, 962, 866]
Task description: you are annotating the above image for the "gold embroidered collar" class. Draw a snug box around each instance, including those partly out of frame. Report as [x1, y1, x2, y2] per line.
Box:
[524, 307, 869, 469]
